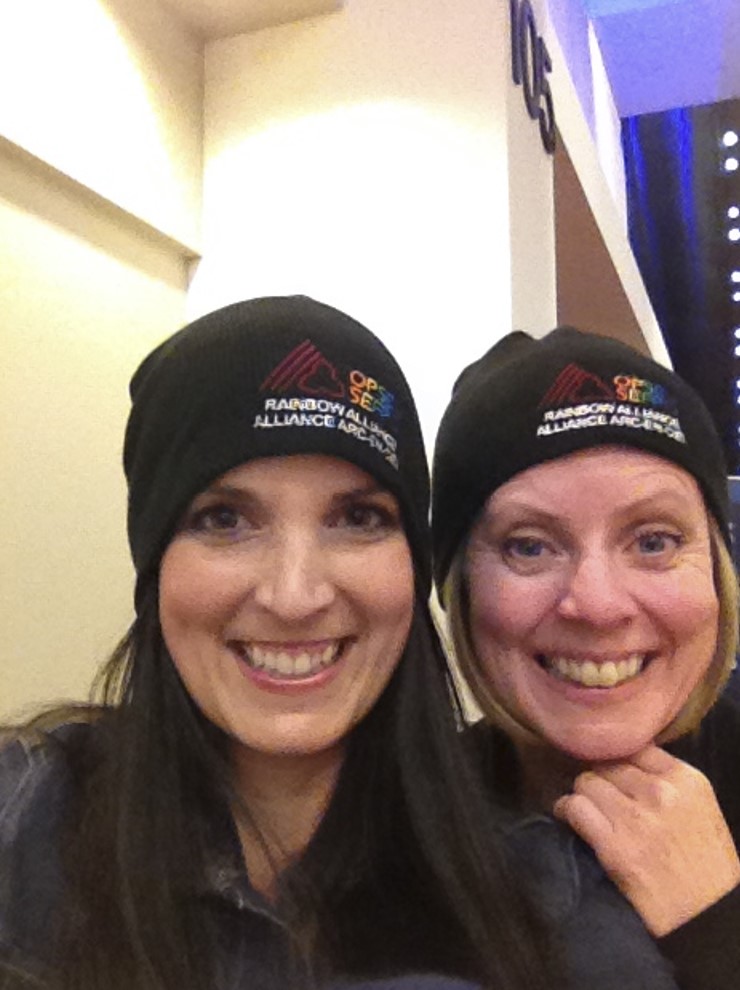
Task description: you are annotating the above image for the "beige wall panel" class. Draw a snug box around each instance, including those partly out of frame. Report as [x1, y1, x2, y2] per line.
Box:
[0, 146, 189, 720]
[0, 0, 203, 251]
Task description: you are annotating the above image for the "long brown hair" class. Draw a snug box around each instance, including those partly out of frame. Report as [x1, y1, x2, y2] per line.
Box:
[2, 580, 559, 990]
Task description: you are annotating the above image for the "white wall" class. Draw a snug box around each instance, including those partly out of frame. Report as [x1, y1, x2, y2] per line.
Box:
[0, 0, 203, 251]
[507, 0, 557, 336]
[192, 0, 521, 450]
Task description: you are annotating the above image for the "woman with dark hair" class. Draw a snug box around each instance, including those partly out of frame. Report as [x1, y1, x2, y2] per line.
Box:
[432, 326, 740, 990]
[0, 297, 555, 990]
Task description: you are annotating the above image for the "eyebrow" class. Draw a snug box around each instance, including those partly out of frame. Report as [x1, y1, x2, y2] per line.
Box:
[198, 481, 391, 503]
[482, 502, 558, 527]
[620, 490, 696, 509]
[196, 483, 258, 502]
[332, 483, 390, 501]
[488, 489, 700, 526]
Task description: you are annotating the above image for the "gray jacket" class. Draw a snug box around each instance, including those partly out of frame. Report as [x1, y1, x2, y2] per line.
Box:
[0, 723, 480, 990]
[474, 677, 740, 990]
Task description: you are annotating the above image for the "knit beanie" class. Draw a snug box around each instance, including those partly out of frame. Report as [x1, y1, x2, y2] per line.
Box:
[432, 326, 730, 590]
[124, 296, 430, 607]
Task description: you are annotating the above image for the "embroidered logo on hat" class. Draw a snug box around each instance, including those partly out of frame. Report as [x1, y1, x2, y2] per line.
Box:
[539, 363, 613, 407]
[253, 340, 400, 468]
[536, 364, 686, 444]
[348, 369, 395, 418]
[261, 339, 345, 398]
[613, 374, 672, 409]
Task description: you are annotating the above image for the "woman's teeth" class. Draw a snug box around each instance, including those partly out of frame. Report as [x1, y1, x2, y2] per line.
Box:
[234, 642, 341, 679]
[547, 653, 645, 688]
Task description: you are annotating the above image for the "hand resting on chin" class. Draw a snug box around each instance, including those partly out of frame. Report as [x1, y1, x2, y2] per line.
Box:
[552, 745, 740, 937]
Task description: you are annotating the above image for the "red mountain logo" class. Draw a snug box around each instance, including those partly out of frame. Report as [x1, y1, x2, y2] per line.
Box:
[539, 363, 614, 407]
[261, 340, 345, 398]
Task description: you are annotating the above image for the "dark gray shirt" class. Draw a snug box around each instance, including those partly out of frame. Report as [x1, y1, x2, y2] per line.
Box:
[0, 724, 480, 990]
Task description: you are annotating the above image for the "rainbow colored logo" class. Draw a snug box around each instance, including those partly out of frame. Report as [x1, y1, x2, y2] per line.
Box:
[348, 369, 395, 418]
[613, 375, 669, 407]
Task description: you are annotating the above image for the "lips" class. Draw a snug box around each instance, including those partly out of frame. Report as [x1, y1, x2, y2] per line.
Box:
[229, 639, 347, 679]
[537, 652, 652, 688]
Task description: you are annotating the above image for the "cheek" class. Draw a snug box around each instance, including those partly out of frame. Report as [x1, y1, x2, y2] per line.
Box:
[467, 555, 551, 644]
[644, 571, 719, 643]
[467, 563, 534, 698]
[159, 544, 239, 637]
[671, 586, 720, 682]
[359, 544, 415, 634]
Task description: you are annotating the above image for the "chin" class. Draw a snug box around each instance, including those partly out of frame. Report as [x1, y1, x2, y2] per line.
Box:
[547, 728, 656, 765]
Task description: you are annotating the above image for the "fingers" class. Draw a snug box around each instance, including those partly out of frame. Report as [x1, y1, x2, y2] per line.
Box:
[552, 747, 740, 937]
[571, 747, 709, 811]
[553, 790, 616, 850]
[573, 770, 638, 810]
[587, 760, 681, 812]
[554, 771, 645, 873]
[622, 747, 714, 808]
[626, 744, 680, 776]
[588, 762, 651, 801]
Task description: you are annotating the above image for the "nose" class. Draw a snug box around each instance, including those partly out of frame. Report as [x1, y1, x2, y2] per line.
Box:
[556, 549, 637, 627]
[252, 532, 336, 621]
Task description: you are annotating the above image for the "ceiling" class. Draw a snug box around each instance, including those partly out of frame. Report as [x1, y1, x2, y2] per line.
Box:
[586, 0, 740, 117]
[162, 0, 738, 119]
[159, 0, 342, 40]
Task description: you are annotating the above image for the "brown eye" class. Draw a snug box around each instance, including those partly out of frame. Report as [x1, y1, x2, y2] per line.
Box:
[502, 536, 547, 559]
[191, 505, 240, 532]
[334, 499, 400, 535]
[348, 505, 390, 529]
[184, 503, 259, 542]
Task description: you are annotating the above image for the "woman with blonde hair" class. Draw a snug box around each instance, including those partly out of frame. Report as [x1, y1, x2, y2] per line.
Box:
[432, 326, 740, 990]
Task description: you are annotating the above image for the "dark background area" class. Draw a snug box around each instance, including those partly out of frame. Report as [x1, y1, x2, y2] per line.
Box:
[622, 98, 740, 472]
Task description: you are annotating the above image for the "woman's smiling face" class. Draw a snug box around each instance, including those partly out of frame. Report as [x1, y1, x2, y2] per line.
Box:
[466, 447, 719, 762]
[159, 454, 414, 764]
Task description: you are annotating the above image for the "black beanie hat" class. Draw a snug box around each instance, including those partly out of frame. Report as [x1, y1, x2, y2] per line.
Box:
[432, 326, 730, 590]
[124, 296, 430, 606]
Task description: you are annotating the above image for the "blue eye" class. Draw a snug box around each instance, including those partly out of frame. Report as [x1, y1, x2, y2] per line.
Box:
[636, 531, 683, 555]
